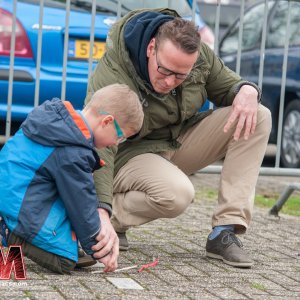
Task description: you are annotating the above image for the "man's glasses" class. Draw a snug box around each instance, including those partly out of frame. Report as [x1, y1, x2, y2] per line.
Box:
[100, 111, 126, 144]
[155, 51, 189, 80]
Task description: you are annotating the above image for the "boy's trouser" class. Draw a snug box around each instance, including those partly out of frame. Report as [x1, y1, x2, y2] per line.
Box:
[8, 232, 76, 274]
[111, 105, 272, 234]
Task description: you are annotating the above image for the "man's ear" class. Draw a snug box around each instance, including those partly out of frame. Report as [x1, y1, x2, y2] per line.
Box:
[147, 38, 155, 58]
[101, 115, 114, 128]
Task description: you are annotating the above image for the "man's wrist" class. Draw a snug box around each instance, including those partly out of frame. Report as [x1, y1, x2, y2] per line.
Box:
[97, 203, 112, 217]
[235, 81, 262, 103]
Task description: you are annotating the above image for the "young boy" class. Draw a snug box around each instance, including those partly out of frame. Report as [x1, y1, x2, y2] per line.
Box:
[0, 84, 144, 274]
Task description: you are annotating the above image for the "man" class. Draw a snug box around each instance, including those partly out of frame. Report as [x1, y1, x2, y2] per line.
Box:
[85, 8, 271, 268]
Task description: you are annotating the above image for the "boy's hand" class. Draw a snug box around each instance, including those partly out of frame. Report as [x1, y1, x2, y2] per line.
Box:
[91, 208, 119, 272]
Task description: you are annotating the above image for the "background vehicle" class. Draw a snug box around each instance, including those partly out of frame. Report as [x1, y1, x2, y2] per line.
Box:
[197, 0, 241, 38]
[0, 0, 114, 123]
[219, 0, 300, 168]
[0, 0, 208, 132]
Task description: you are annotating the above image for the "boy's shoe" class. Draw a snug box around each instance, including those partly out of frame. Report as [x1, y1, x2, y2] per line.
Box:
[76, 255, 97, 268]
[206, 230, 253, 268]
[76, 245, 97, 268]
[117, 232, 129, 251]
[78, 245, 85, 258]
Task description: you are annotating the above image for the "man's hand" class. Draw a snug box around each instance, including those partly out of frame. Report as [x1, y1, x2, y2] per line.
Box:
[223, 85, 259, 141]
[91, 208, 119, 272]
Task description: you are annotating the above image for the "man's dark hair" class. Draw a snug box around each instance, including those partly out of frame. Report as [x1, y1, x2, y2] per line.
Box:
[155, 17, 201, 54]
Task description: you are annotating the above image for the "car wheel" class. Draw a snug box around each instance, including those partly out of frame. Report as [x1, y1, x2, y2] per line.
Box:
[280, 100, 300, 168]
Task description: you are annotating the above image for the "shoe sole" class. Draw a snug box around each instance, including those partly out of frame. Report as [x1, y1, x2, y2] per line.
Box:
[76, 257, 98, 268]
[206, 251, 254, 268]
[119, 245, 129, 251]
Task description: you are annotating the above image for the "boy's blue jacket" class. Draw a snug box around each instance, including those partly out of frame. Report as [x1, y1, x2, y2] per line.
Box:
[0, 99, 107, 262]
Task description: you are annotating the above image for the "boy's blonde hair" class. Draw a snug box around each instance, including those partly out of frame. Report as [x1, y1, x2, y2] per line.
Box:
[84, 84, 143, 134]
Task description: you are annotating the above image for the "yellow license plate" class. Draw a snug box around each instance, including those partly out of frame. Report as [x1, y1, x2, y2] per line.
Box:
[74, 40, 106, 59]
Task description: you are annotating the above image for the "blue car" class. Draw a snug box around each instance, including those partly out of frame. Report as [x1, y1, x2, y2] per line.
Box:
[219, 0, 300, 168]
[0, 0, 207, 127]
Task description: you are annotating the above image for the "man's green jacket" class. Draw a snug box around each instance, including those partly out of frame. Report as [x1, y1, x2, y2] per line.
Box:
[85, 8, 255, 206]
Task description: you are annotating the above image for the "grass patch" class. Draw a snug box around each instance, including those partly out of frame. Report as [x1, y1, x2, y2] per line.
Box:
[195, 188, 300, 216]
[24, 291, 32, 297]
[251, 282, 266, 291]
[255, 194, 300, 217]
[195, 189, 218, 202]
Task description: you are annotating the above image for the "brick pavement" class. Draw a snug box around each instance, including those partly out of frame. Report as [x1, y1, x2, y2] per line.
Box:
[0, 174, 299, 300]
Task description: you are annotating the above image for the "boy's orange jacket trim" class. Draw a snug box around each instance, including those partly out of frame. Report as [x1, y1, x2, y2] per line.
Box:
[64, 101, 91, 140]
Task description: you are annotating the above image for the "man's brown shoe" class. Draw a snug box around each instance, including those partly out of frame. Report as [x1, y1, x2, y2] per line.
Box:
[206, 230, 253, 268]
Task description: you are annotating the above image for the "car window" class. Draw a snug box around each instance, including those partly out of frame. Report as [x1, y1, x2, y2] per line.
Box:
[220, 2, 274, 55]
[267, 1, 300, 48]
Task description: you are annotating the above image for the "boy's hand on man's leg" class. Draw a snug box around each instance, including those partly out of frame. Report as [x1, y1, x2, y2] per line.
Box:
[92, 208, 119, 272]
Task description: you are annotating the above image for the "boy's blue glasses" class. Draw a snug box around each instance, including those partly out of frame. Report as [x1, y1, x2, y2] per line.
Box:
[100, 111, 126, 143]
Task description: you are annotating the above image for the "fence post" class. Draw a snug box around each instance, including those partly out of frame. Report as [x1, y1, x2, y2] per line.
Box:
[34, 0, 44, 108]
[275, 1, 292, 168]
[5, 0, 17, 141]
[235, 0, 245, 75]
[61, 0, 71, 102]
[87, 0, 97, 96]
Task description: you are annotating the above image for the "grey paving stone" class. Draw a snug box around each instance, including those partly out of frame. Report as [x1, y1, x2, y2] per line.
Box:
[152, 289, 196, 299]
[30, 291, 66, 300]
[129, 271, 168, 286]
[209, 287, 249, 299]
[169, 264, 205, 277]
[230, 283, 271, 297]
[251, 297, 299, 300]
[0, 291, 31, 299]
[25, 271, 44, 280]
[159, 294, 191, 300]
[185, 292, 221, 300]
[55, 285, 95, 300]
[1, 297, 31, 300]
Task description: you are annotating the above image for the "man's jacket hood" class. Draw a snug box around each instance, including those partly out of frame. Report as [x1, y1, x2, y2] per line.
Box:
[124, 11, 174, 84]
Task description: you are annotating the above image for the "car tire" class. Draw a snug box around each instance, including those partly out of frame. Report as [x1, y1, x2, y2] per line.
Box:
[280, 99, 300, 168]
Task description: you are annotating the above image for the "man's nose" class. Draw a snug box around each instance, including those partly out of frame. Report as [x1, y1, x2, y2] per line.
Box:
[164, 75, 176, 87]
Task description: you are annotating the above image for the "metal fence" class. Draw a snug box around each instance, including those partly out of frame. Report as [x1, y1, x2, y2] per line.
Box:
[1, 0, 300, 176]
[200, 0, 300, 176]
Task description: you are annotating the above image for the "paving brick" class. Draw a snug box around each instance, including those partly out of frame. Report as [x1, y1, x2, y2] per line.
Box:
[30, 292, 65, 300]
[209, 287, 249, 299]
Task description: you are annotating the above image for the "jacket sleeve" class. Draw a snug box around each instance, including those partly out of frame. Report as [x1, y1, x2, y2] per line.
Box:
[50, 147, 102, 255]
[200, 43, 260, 106]
[93, 146, 117, 206]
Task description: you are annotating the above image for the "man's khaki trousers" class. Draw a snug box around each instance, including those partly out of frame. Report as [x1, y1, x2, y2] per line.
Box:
[111, 105, 272, 234]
